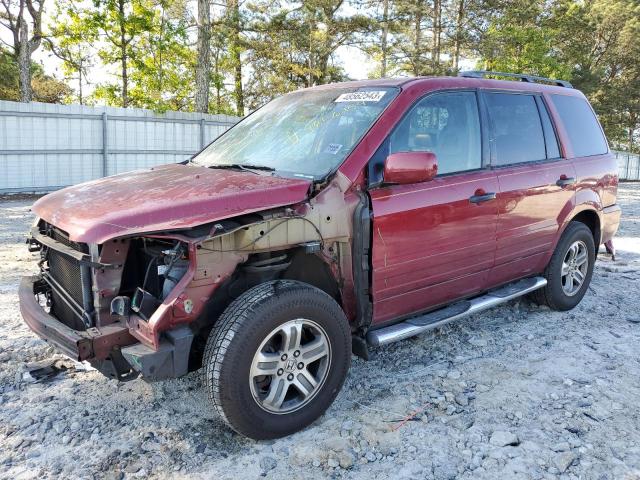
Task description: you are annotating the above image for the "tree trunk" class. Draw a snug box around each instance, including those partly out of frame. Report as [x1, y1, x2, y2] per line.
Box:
[78, 63, 83, 105]
[228, 0, 243, 116]
[414, 8, 422, 76]
[380, 0, 389, 77]
[18, 17, 32, 102]
[453, 0, 465, 72]
[118, 0, 129, 107]
[195, 0, 211, 113]
[432, 0, 441, 72]
[213, 49, 221, 113]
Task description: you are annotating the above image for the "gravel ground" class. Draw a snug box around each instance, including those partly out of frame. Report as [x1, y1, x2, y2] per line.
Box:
[1, 184, 639, 480]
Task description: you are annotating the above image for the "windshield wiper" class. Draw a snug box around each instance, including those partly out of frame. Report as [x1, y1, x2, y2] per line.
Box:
[207, 163, 275, 173]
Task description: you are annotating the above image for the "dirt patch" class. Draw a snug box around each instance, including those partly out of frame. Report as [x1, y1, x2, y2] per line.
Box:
[1, 185, 639, 479]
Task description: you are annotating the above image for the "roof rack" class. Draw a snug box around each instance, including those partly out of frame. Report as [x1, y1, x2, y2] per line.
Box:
[458, 70, 573, 88]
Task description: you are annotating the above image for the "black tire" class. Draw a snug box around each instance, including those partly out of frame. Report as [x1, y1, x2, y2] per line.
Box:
[202, 280, 351, 440]
[533, 221, 595, 311]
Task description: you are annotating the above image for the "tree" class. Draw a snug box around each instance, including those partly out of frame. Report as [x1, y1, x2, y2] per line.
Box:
[245, 0, 371, 110]
[0, 0, 45, 102]
[391, 0, 433, 75]
[475, 0, 640, 152]
[45, 0, 93, 104]
[194, 0, 211, 112]
[361, 0, 399, 78]
[475, 0, 571, 78]
[0, 46, 70, 102]
[48, 0, 193, 110]
[379, 0, 389, 76]
[87, 0, 155, 107]
[226, 0, 244, 115]
[126, 0, 192, 111]
[577, 0, 640, 152]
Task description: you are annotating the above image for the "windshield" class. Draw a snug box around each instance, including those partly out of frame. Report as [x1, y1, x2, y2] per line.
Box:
[192, 87, 399, 179]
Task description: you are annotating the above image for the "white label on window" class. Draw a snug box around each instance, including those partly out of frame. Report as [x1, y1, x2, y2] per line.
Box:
[325, 143, 343, 155]
[334, 91, 387, 103]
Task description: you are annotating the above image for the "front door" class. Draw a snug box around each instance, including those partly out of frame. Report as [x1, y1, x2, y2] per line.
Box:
[369, 91, 499, 325]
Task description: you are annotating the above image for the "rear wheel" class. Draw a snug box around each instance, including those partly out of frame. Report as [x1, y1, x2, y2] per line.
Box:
[534, 221, 595, 311]
[202, 280, 351, 440]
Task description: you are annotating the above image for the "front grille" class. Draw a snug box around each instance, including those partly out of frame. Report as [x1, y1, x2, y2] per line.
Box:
[41, 225, 92, 331]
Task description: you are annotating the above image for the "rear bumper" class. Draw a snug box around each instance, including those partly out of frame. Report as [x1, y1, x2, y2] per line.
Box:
[19, 275, 134, 362]
[601, 204, 622, 244]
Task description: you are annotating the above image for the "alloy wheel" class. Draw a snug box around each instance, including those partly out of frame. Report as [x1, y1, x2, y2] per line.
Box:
[561, 240, 589, 296]
[249, 319, 331, 414]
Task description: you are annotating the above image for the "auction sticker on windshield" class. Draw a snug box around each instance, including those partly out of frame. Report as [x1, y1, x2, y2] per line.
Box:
[334, 91, 387, 103]
[325, 143, 343, 155]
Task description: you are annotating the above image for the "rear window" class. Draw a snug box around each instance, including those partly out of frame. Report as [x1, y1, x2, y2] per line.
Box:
[550, 95, 608, 157]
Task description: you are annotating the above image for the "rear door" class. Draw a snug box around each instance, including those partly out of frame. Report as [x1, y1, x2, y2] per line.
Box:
[483, 91, 576, 286]
[369, 90, 499, 325]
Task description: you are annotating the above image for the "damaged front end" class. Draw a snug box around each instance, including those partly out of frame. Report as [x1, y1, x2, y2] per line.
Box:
[22, 222, 199, 381]
[20, 174, 362, 382]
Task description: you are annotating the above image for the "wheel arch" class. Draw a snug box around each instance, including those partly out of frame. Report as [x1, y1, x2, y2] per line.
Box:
[570, 209, 601, 253]
[540, 205, 603, 273]
[280, 249, 340, 301]
[188, 248, 343, 370]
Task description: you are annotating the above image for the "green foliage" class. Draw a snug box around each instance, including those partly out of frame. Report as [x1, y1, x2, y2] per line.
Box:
[0, 48, 71, 103]
[478, 0, 571, 79]
[243, 0, 371, 111]
[477, 0, 640, 151]
[0, 49, 20, 101]
[126, 1, 194, 111]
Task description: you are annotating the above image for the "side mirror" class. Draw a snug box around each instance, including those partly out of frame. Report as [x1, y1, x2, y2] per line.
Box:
[383, 151, 438, 185]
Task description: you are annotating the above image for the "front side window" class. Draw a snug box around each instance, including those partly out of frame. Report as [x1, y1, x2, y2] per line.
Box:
[389, 91, 482, 175]
[550, 94, 608, 158]
[486, 93, 546, 165]
[192, 87, 398, 179]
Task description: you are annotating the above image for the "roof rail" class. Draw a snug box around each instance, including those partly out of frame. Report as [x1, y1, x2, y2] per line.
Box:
[458, 70, 573, 88]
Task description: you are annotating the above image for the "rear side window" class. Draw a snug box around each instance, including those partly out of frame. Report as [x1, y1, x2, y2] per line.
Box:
[550, 95, 608, 157]
[486, 93, 546, 165]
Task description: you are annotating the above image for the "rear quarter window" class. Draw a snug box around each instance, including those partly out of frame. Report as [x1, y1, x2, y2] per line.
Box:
[550, 95, 608, 158]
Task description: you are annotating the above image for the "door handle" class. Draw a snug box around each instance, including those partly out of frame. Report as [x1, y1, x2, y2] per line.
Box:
[556, 176, 576, 188]
[469, 192, 497, 204]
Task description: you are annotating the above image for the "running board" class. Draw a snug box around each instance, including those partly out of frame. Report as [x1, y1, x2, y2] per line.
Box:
[366, 276, 547, 347]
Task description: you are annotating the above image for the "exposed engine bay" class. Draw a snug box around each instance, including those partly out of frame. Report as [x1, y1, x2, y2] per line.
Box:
[29, 221, 190, 335]
[115, 239, 190, 321]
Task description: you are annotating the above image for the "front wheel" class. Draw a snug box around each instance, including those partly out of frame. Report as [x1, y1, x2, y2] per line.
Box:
[534, 221, 595, 311]
[202, 280, 351, 440]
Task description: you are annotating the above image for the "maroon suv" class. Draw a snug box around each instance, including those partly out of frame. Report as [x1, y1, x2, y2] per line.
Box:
[20, 72, 621, 439]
